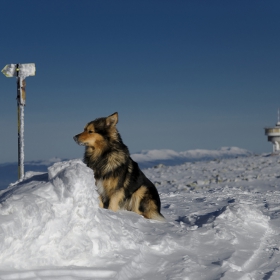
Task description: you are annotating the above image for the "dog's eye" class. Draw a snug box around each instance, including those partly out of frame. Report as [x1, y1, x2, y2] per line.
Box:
[88, 130, 94, 134]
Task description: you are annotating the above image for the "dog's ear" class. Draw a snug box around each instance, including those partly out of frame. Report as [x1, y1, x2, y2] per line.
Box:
[106, 112, 118, 127]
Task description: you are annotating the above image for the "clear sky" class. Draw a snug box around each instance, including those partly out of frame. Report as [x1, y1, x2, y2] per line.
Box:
[1, 0, 280, 163]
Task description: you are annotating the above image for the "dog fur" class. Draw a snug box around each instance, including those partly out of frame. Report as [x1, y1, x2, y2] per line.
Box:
[73, 112, 164, 221]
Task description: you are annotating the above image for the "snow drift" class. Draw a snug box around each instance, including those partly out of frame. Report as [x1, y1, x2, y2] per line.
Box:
[0, 160, 153, 269]
[0, 160, 180, 278]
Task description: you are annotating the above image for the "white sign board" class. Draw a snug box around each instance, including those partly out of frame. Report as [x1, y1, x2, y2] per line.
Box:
[2, 63, 36, 79]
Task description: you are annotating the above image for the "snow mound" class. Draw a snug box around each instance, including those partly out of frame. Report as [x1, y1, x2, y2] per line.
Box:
[0, 160, 174, 272]
[132, 146, 252, 168]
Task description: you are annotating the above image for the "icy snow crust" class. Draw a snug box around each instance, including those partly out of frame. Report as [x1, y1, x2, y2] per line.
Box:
[1, 155, 280, 279]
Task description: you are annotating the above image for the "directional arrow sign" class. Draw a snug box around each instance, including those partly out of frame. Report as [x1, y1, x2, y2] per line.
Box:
[2, 63, 36, 79]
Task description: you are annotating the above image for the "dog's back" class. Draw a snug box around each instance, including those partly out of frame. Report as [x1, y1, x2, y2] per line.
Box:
[74, 112, 164, 221]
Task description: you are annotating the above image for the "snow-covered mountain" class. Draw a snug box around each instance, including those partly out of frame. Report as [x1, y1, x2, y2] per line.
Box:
[0, 148, 280, 279]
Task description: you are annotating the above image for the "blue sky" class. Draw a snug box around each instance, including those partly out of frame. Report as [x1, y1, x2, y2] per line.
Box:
[1, 0, 280, 163]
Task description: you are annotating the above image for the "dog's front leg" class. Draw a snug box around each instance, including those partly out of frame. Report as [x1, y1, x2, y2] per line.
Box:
[99, 196, 104, 208]
[108, 190, 124, 212]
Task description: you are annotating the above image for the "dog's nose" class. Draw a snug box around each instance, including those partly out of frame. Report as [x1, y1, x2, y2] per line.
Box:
[73, 135, 78, 142]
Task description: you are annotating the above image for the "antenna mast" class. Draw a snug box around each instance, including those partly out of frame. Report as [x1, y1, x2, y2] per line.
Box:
[277, 108, 280, 126]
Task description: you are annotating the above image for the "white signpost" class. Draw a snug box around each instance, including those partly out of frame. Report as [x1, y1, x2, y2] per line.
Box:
[2, 63, 36, 181]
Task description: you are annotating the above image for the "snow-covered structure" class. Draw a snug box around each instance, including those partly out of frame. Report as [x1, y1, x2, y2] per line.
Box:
[264, 110, 280, 152]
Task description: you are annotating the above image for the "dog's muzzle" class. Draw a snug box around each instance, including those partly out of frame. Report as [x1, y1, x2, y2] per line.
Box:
[73, 135, 87, 146]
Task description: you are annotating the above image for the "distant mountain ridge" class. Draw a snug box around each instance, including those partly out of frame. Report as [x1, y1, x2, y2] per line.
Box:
[131, 147, 253, 168]
[0, 147, 253, 190]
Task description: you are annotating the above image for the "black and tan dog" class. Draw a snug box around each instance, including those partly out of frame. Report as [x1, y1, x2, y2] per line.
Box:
[73, 112, 164, 221]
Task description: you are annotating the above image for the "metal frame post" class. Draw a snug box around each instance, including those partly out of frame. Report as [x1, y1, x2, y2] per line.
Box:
[16, 66, 26, 180]
[2, 63, 35, 181]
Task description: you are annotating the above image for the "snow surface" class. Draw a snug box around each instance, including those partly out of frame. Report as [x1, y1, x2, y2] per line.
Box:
[1, 150, 280, 279]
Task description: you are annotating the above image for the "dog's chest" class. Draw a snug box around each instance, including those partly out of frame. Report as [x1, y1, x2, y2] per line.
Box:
[96, 179, 105, 196]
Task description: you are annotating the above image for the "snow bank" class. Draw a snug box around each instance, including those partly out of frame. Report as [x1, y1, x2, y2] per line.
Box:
[0, 160, 97, 269]
[0, 160, 174, 272]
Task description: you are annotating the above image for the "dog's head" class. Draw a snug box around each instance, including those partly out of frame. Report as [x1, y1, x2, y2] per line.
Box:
[73, 112, 119, 150]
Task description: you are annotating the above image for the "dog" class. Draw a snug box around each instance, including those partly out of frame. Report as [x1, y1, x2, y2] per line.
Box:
[73, 112, 165, 221]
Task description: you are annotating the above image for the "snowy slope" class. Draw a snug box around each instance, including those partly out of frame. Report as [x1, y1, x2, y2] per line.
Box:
[1, 153, 280, 279]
